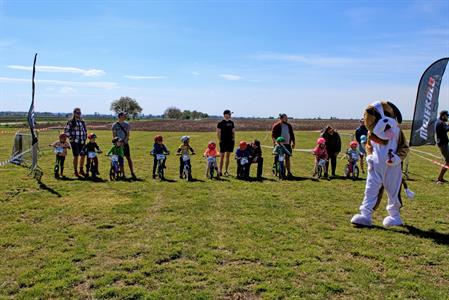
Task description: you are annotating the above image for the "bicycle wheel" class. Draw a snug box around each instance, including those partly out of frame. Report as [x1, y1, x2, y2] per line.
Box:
[344, 164, 350, 178]
[353, 166, 359, 179]
[317, 165, 322, 178]
[209, 163, 214, 179]
[278, 162, 284, 180]
[158, 162, 164, 180]
[109, 166, 114, 181]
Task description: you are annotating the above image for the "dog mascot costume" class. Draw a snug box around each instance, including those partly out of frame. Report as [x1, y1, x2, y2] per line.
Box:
[351, 101, 409, 227]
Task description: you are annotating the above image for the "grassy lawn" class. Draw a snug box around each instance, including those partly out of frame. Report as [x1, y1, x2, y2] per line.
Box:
[0, 129, 448, 299]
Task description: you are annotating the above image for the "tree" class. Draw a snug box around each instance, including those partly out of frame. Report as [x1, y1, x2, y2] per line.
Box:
[110, 96, 143, 119]
[164, 107, 183, 119]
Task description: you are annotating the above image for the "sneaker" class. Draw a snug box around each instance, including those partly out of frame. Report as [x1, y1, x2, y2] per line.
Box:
[436, 180, 445, 185]
[74, 170, 79, 177]
[79, 169, 86, 177]
[152, 174, 156, 179]
[131, 173, 137, 180]
[224, 171, 229, 177]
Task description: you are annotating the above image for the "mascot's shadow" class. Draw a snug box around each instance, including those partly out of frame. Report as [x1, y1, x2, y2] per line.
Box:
[370, 224, 449, 246]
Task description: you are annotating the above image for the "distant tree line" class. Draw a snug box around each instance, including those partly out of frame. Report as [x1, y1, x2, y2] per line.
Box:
[163, 107, 208, 120]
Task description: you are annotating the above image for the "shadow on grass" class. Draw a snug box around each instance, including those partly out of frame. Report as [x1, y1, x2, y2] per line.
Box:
[401, 225, 449, 246]
[189, 178, 206, 183]
[38, 182, 62, 197]
[362, 224, 449, 246]
[285, 175, 308, 182]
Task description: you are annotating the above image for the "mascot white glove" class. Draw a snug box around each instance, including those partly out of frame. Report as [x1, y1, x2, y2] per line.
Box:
[386, 153, 401, 167]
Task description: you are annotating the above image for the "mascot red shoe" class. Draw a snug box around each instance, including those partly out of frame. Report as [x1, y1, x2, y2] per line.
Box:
[351, 101, 409, 227]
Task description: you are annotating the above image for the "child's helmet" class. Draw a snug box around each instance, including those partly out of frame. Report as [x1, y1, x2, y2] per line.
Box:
[59, 133, 67, 139]
[208, 141, 216, 150]
[88, 133, 97, 140]
[350, 141, 358, 148]
[317, 137, 326, 145]
[239, 141, 247, 150]
[112, 137, 122, 144]
[181, 136, 190, 143]
[360, 135, 367, 143]
[154, 135, 163, 142]
[276, 136, 285, 143]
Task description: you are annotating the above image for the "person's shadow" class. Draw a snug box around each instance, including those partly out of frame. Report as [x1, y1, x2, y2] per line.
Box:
[400, 225, 449, 246]
[361, 224, 449, 246]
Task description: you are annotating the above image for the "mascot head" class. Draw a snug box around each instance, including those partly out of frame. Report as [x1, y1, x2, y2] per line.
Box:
[364, 101, 402, 141]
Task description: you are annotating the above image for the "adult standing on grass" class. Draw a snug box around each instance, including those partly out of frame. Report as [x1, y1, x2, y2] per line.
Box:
[112, 112, 137, 180]
[354, 118, 368, 144]
[321, 125, 341, 178]
[217, 109, 235, 176]
[271, 113, 295, 177]
[436, 110, 449, 184]
[64, 107, 87, 178]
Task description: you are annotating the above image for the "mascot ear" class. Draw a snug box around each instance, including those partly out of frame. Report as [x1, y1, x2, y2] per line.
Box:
[387, 102, 402, 124]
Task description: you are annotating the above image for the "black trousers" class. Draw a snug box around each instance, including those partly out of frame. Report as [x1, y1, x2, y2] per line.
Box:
[55, 155, 65, 174]
[237, 160, 250, 178]
[326, 152, 337, 176]
[153, 157, 167, 175]
[249, 157, 264, 178]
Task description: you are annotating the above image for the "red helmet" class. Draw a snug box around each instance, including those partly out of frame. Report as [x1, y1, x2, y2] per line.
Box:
[87, 133, 97, 140]
[350, 141, 358, 148]
[239, 141, 247, 150]
[208, 141, 216, 150]
[59, 133, 67, 139]
[317, 137, 326, 145]
[154, 135, 163, 142]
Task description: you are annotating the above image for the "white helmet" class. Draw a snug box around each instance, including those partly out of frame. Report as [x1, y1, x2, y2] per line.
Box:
[181, 135, 190, 143]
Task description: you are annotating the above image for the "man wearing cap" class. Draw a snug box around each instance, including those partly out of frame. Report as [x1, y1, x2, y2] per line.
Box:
[217, 110, 235, 176]
[271, 113, 295, 177]
[436, 110, 449, 184]
[112, 112, 137, 179]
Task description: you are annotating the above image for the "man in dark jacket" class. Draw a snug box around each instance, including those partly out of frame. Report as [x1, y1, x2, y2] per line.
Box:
[355, 118, 368, 144]
[272, 113, 295, 177]
[436, 110, 449, 184]
[248, 139, 263, 179]
[321, 125, 341, 177]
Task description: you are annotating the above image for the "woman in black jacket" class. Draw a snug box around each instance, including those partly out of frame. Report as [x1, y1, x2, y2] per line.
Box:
[321, 125, 341, 177]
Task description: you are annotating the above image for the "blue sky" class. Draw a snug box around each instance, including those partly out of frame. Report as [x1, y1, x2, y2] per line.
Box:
[0, 0, 448, 119]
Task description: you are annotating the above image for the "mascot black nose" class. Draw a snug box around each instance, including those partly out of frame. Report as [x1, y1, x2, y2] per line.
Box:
[383, 119, 388, 123]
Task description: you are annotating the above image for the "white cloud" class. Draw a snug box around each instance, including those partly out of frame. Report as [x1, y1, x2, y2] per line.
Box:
[192, 71, 200, 76]
[124, 75, 166, 80]
[59, 86, 77, 94]
[0, 76, 117, 89]
[219, 74, 242, 81]
[7, 65, 106, 77]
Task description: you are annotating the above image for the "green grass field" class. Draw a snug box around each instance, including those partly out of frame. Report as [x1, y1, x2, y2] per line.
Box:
[0, 129, 448, 299]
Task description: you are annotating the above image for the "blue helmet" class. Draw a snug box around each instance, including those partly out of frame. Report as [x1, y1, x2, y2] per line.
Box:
[181, 136, 190, 143]
[360, 135, 367, 143]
